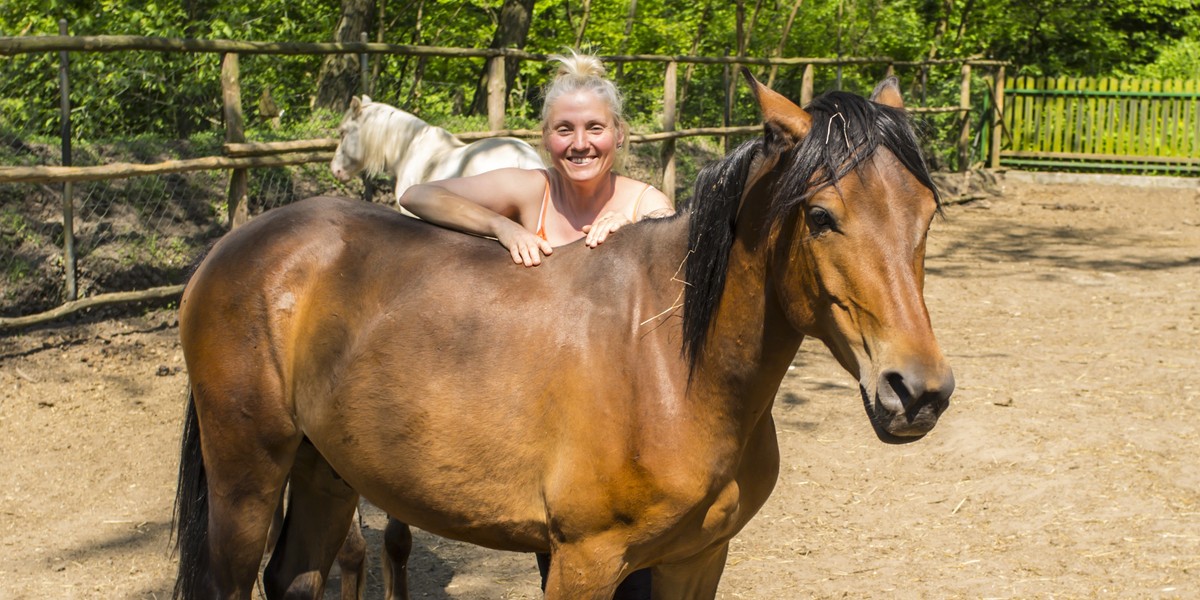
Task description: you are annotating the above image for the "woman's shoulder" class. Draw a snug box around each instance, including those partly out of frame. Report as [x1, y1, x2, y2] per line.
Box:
[615, 175, 673, 220]
[613, 174, 656, 196]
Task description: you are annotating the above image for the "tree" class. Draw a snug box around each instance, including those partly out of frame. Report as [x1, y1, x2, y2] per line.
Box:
[468, 0, 536, 116]
[313, 0, 376, 113]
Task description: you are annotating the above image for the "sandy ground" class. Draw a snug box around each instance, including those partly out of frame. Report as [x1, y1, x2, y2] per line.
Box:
[1, 174, 1198, 599]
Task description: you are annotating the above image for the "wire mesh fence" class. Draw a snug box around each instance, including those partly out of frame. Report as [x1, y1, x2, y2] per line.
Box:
[0, 54, 363, 319]
[1, 167, 365, 319]
[0, 43, 378, 320]
[2, 50, 68, 317]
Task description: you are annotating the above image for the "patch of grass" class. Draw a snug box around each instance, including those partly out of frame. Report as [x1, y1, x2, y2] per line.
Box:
[1, 209, 42, 248]
[4, 256, 33, 286]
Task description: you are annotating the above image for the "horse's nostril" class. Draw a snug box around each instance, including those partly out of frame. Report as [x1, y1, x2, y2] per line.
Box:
[882, 366, 954, 417]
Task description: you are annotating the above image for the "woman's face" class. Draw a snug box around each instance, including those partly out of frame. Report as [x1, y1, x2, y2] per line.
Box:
[543, 90, 623, 184]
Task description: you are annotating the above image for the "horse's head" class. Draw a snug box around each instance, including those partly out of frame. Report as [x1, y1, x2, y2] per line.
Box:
[330, 95, 371, 182]
[746, 73, 954, 443]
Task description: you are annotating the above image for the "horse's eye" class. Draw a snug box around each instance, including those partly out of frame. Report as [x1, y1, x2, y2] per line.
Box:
[808, 207, 836, 233]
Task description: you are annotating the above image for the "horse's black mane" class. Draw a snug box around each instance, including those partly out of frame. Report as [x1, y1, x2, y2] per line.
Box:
[679, 89, 939, 372]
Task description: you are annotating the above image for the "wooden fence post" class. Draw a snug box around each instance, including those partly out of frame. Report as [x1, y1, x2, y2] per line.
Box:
[487, 53, 506, 132]
[660, 61, 678, 204]
[800, 63, 814, 106]
[359, 32, 375, 203]
[359, 32, 371, 96]
[57, 19, 76, 302]
[722, 50, 732, 155]
[958, 62, 971, 172]
[221, 53, 250, 227]
[989, 65, 1005, 169]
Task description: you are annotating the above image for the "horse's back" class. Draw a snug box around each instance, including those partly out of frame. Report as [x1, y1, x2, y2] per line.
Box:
[183, 196, 525, 320]
[443, 137, 543, 179]
[181, 195, 582, 398]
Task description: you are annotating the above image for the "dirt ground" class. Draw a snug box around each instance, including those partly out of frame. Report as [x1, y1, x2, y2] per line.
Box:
[2, 173, 1198, 599]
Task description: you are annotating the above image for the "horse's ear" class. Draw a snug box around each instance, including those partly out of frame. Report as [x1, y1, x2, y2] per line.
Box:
[361, 95, 373, 105]
[350, 96, 363, 116]
[741, 67, 812, 152]
[870, 77, 905, 109]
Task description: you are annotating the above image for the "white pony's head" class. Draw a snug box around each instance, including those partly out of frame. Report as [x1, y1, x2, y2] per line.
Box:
[330, 95, 374, 182]
[331, 96, 426, 182]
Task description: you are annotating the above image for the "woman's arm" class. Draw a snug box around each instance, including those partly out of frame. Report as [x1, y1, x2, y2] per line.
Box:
[397, 168, 555, 266]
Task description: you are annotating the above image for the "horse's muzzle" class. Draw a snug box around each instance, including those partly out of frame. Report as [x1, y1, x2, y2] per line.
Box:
[862, 365, 954, 444]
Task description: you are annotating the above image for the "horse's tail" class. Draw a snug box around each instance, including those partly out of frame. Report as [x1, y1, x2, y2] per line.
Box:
[172, 389, 209, 600]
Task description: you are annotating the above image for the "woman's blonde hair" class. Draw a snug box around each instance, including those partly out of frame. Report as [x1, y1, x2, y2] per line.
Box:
[541, 50, 627, 136]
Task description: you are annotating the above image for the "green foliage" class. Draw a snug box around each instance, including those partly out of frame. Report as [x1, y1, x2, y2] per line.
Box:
[1, 0, 1196, 163]
[1134, 37, 1200, 79]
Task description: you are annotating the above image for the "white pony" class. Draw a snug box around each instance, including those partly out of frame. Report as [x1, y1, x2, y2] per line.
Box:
[330, 95, 544, 202]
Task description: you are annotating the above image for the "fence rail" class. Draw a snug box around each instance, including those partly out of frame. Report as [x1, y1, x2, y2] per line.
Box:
[999, 76, 1200, 173]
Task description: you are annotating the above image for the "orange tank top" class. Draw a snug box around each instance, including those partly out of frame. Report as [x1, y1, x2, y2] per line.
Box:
[534, 170, 654, 242]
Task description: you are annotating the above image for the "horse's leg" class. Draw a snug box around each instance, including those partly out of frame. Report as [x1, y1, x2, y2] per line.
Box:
[336, 509, 367, 600]
[263, 439, 360, 600]
[648, 543, 730, 600]
[382, 517, 414, 600]
[541, 541, 625, 600]
[184, 395, 297, 600]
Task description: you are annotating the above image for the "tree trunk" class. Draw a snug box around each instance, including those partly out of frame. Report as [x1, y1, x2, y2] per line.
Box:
[615, 0, 638, 78]
[369, 0, 389, 93]
[573, 0, 592, 48]
[735, 1, 745, 57]
[678, 1, 712, 108]
[767, 0, 805, 89]
[402, 0, 427, 106]
[926, 0, 953, 61]
[313, 0, 376, 113]
[406, 1, 467, 110]
[954, 0, 976, 48]
[740, 0, 765, 56]
[468, 0, 536, 116]
[916, 0, 954, 105]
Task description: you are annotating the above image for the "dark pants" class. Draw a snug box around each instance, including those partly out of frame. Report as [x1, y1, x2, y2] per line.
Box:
[536, 553, 652, 600]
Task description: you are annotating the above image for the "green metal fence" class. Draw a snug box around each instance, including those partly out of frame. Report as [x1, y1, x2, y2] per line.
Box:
[1000, 77, 1200, 174]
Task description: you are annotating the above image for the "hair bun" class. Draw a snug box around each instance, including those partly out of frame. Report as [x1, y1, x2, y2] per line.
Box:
[551, 50, 607, 81]
[540, 49, 626, 140]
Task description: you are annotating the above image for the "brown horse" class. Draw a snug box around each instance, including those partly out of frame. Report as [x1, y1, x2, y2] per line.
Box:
[173, 72, 953, 600]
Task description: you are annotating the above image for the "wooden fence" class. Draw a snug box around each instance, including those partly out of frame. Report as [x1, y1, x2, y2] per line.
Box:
[0, 34, 1000, 195]
[998, 76, 1200, 173]
[0, 32, 1000, 328]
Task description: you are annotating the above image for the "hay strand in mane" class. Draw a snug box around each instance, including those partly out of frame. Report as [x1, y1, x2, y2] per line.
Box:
[773, 91, 941, 220]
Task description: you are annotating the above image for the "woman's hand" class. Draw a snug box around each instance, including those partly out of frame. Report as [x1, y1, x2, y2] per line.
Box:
[582, 210, 632, 248]
[493, 218, 554, 267]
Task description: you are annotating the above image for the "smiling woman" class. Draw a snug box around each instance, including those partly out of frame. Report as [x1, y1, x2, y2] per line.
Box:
[396, 50, 673, 267]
